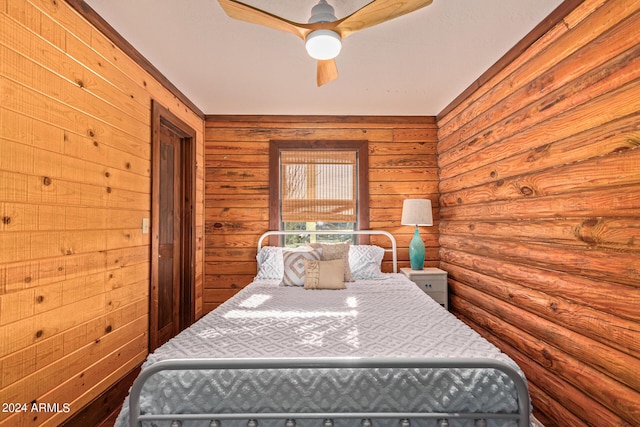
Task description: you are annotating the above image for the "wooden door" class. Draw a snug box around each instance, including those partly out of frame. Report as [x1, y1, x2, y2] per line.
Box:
[150, 101, 196, 352]
[156, 125, 182, 347]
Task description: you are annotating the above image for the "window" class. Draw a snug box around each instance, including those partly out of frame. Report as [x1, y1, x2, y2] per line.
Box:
[269, 141, 369, 246]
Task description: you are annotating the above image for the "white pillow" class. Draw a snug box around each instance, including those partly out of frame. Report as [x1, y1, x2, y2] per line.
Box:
[255, 246, 283, 280]
[349, 245, 387, 280]
[280, 247, 323, 287]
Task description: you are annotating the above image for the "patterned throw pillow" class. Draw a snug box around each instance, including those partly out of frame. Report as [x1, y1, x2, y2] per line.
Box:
[280, 248, 322, 287]
[349, 245, 387, 280]
[304, 259, 346, 290]
[255, 246, 284, 280]
[309, 241, 353, 282]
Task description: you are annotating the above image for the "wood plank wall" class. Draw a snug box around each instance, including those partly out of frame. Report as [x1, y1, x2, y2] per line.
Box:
[0, 0, 205, 425]
[436, 0, 640, 425]
[204, 116, 438, 313]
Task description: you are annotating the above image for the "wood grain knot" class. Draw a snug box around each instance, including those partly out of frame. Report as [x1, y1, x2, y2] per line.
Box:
[36, 295, 44, 303]
[106, 187, 112, 193]
[93, 141, 99, 147]
[25, 276, 32, 283]
[490, 171, 497, 178]
[541, 349, 553, 367]
[88, 129, 95, 137]
[42, 176, 52, 186]
[213, 222, 223, 228]
[35, 330, 43, 339]
[526, 144, 551, 162]
[612, 141, 637, 153]
[550, 302, 558, 312]
[576, 218, 600, 245]
[520, 186, 534, 196]
[76, 79, 84, 88]
[105, 325, 112, 333]
[104, 171, 110, 178]
[125, 162, 131, 169]
[2, 216, 11, 225]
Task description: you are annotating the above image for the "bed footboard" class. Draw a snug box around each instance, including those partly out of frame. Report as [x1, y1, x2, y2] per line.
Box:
[128, 357, 530, 427]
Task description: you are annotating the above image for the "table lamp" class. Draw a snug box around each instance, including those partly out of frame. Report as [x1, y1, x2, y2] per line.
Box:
[401, 198, 433, 270]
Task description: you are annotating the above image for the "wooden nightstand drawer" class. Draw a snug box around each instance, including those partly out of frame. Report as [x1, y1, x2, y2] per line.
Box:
[412, 275, 447, 293]
[400, 267, 449, 310]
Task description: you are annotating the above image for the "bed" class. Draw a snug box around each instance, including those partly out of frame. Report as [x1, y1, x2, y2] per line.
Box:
[117, 230, 531, 427]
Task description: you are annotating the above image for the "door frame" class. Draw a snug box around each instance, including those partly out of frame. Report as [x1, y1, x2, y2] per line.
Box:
[150, 100, 197, 351]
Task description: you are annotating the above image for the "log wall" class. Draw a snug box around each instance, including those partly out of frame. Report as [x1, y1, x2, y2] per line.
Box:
[204, 116, 438, 313]
[0, 0, 205, 425]
[436, 0, 640, 425]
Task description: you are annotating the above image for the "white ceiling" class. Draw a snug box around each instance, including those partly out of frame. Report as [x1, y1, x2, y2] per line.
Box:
[84, 0, 563, 116]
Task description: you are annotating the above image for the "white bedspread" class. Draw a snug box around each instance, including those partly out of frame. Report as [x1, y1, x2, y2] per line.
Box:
[116, 275, 530, 427]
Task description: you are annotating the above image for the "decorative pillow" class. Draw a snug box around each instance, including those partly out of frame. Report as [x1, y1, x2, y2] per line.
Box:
[304, 259, 346, 290]
[255, 246, 283, 280]
[349, 245, 387, 280]
[280, 248, 322, 287]
[308, 241, 354, 282]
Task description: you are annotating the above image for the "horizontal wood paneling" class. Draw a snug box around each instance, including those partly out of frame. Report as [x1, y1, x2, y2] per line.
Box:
[437, 1, 640, 425]
[0, 0, 204, 425]
[204, 116, 438, 312]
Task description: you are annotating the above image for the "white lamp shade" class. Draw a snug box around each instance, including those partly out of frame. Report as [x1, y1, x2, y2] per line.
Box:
[305, 30, 342, 60]
[401, 199, 433, 226]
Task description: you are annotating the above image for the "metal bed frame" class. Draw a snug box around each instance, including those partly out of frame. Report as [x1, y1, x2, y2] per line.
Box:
[257, 229, 398, 273]
[129, 358, 530, 427]
[127, 230, 531, 427]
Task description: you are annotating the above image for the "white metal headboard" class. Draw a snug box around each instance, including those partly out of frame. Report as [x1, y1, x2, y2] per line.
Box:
[257, 230, 397, 273]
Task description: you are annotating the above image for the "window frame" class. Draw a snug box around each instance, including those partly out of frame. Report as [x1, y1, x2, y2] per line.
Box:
[269, 140, 369, 244]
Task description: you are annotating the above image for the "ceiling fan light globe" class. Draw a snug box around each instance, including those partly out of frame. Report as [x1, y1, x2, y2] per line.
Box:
[305, 30, 342, 60]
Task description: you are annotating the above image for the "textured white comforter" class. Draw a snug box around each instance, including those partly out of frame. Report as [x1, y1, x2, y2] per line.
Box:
[116, 275, 530, 427]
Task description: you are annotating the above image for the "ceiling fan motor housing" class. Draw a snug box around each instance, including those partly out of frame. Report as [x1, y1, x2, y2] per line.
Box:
[306, 0, 341, 60]
[308, 0, 337, 23]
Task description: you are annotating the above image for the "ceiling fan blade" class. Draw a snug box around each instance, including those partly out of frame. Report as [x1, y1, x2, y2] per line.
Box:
[317, 59, 338, 86]
[334, 0, 433, 38]
[218, 0, 313, 40]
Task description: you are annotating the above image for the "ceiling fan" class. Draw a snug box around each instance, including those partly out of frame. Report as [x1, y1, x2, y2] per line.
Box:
[218, 0, 433, 86]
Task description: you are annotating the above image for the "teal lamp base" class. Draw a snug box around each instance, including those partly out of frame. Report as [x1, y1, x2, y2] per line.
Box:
[409, 226, 425, 270]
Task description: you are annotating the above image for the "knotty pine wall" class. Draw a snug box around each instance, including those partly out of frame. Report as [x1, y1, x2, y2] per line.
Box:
[204, 116, 438, 313]
[437, 0, 640, 425]
[0, 0, 205, 425]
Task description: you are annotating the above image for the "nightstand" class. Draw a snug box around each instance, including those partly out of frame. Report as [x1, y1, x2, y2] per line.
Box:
[400, 267, 448, 309]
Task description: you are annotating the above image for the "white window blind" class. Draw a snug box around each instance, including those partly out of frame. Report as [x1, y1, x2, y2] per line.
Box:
[280, 150, 357, 223]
